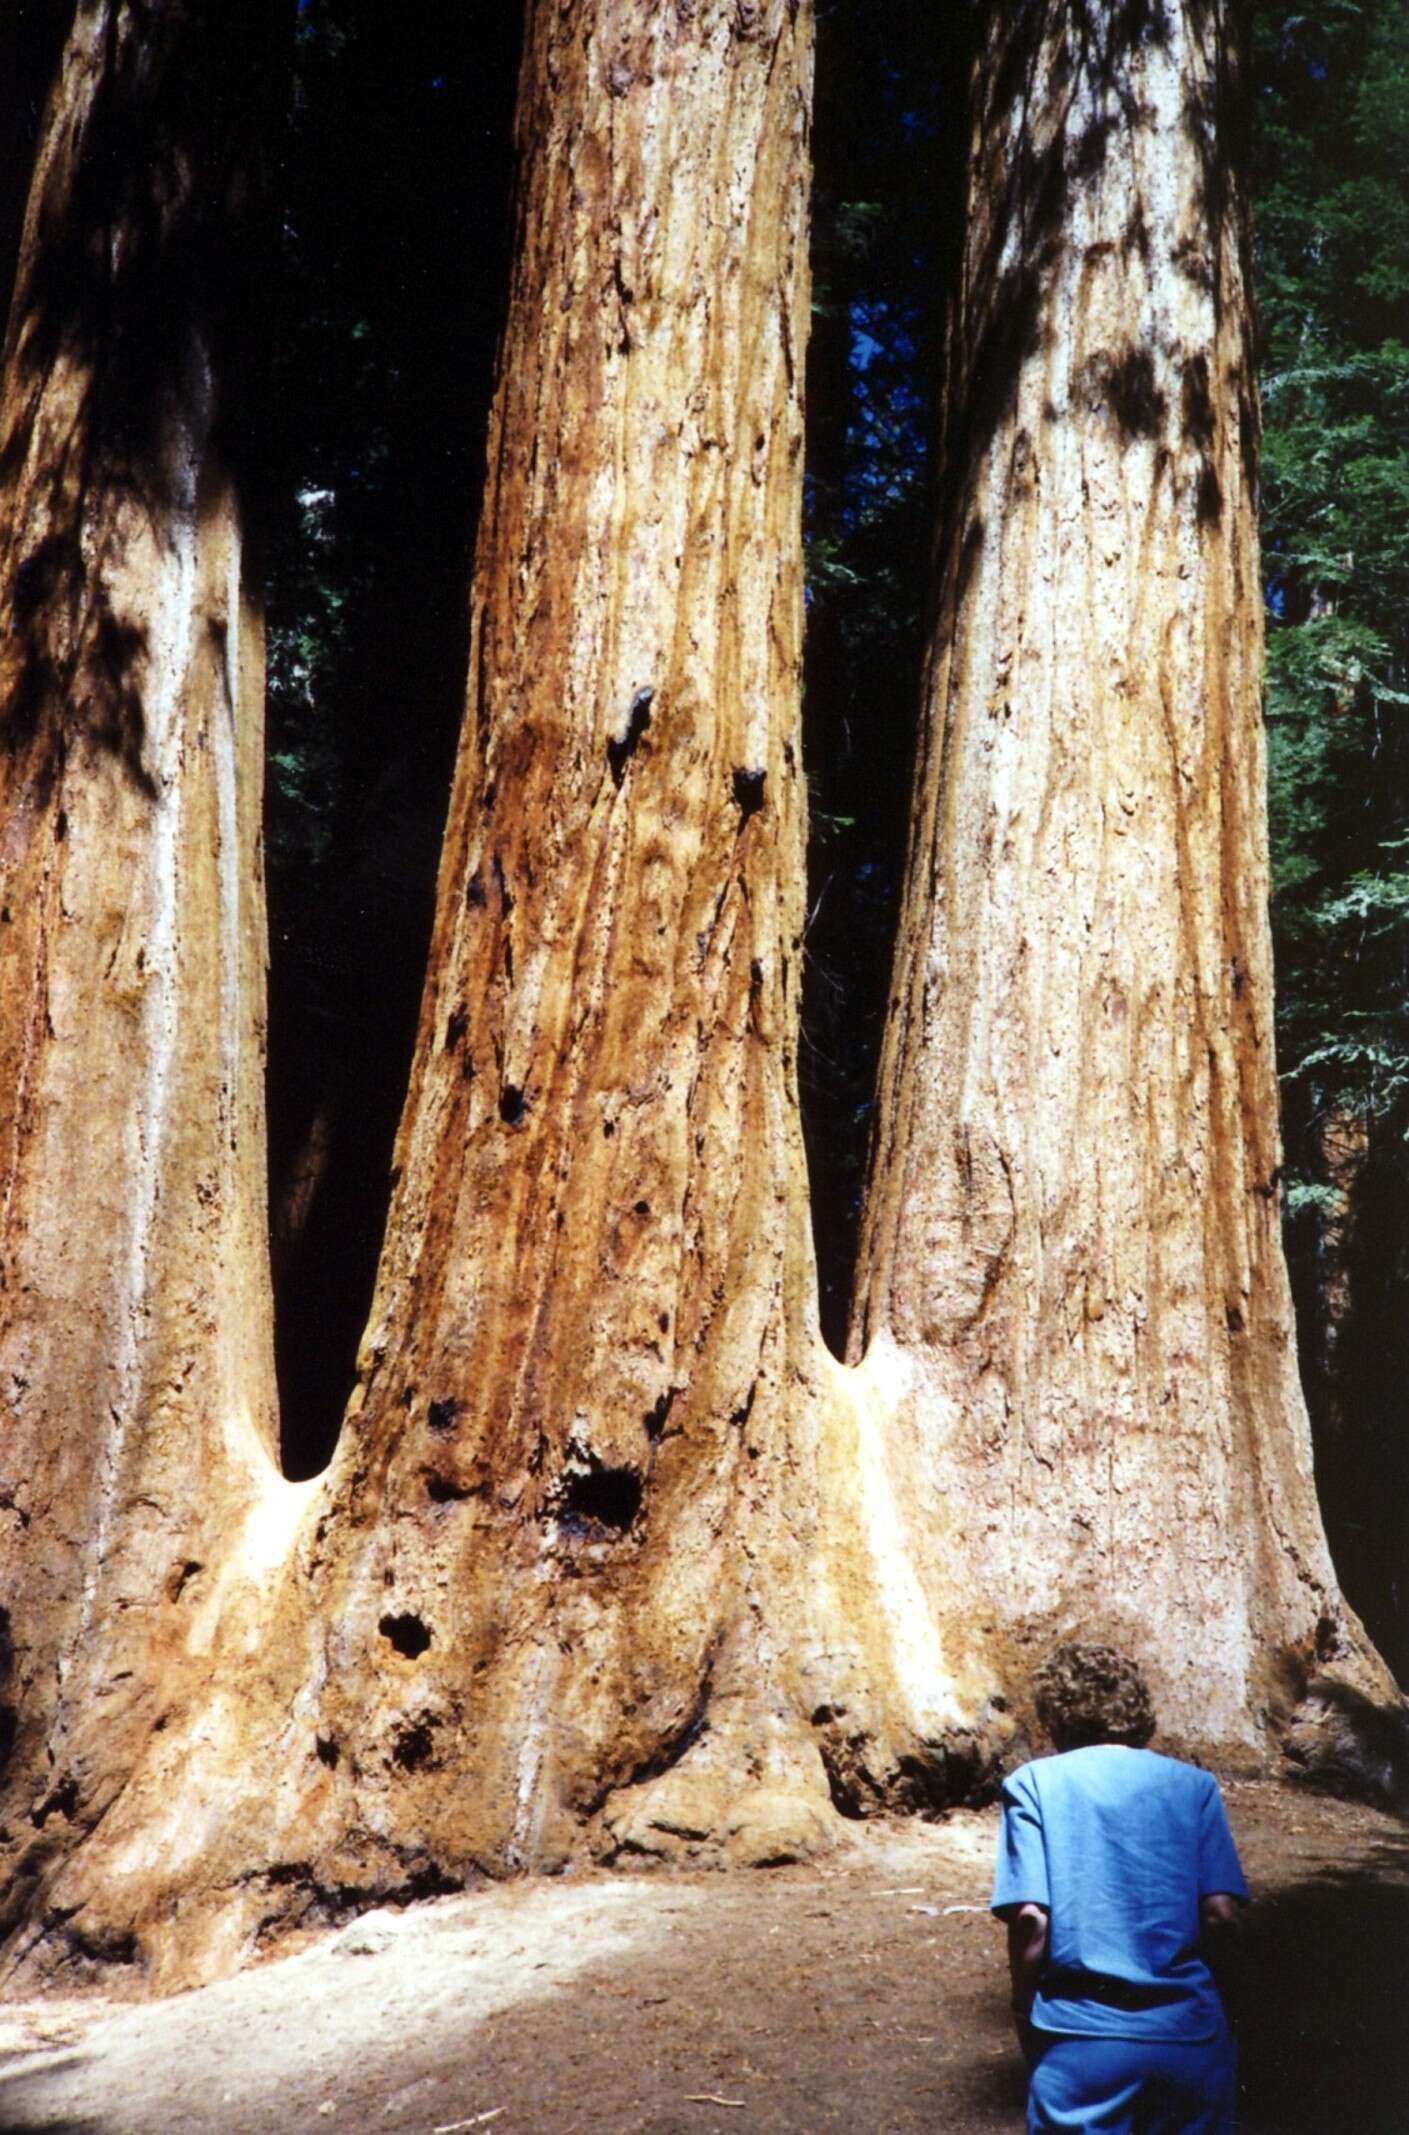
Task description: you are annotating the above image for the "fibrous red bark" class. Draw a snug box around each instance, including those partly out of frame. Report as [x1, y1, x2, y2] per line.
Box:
[0, 0, 281, 1956]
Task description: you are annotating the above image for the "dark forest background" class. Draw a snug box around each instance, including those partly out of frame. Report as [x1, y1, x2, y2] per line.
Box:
[150, 0, 1407, 1678]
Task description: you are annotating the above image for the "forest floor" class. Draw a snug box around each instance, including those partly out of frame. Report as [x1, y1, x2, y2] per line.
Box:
[0, 1780, 1405, 2134]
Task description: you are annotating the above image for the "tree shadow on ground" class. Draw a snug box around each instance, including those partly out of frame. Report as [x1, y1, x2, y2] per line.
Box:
[0, 1819, 1403, 2133]
[1229, 1834, 1409, 2132]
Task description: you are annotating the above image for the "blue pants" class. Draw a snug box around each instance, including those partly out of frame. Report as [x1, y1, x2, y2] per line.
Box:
[1027, 2026, 1237, 2133]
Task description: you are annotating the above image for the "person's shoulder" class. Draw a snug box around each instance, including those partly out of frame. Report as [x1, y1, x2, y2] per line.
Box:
[1039, 1744, 1128, 1777]
[1041, 1745, 1202, 1788]
[999, 1755, 1045, 1802]
[1131, 1749, 1223, 1799]
[1002, 1748, 1092, 1801]
[1139, 1748, 1217, 1780]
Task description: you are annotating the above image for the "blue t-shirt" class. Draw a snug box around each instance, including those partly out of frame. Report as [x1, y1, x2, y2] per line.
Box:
[991, 1745, 1248, 2042]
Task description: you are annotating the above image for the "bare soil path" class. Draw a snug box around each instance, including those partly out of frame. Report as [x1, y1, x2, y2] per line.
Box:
[0, 1783, 1404, 2134]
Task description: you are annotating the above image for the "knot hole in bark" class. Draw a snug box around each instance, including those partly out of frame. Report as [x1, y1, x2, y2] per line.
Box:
[425, 1468, 473, 1504]
[31, 1775, 79, 1829]
[379, 1611, 433, 1659]
[554, 1463, 642, 1539]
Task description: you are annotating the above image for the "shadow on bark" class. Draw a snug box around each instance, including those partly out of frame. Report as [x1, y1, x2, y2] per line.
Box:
[0, 0, 71, 347]
[935, 0, 1251, 570]
[1285, 1679, 1409, 1813]
[1287, 1106, 1409, 1687]
[0, 0, 282, 805]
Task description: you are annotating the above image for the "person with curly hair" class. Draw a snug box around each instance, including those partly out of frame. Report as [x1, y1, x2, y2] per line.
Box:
[991, 1642, 1248, 2133]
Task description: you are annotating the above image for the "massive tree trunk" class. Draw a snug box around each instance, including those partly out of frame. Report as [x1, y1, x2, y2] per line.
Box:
[849, 0, 1400, 1765]
[11, 0, 885, 1992]
[0, 0, 281, 1951]
[305, 0, 826, 1875]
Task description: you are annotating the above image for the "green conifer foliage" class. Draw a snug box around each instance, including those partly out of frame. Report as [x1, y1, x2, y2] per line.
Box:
[1254, 0, 1409, 1675]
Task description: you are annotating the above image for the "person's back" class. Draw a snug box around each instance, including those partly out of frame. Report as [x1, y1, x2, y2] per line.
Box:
[991, 1644, 1247, 2135]
[997, 1744, 1241, 2041]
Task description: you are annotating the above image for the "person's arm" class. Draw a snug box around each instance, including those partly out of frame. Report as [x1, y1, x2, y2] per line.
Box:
[1007, 1902, 1049, 2061]
[992, 1767, 1051, 2063]
[1196, 1777, 1250, 2020]
[1199, 1888, 1244, 2016]
[1200, 1891, 1240, 1936]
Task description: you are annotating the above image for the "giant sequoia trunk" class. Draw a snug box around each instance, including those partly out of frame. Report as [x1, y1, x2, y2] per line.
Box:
[0, 0, 282, 1954]
[300, 0, 829, 1875]
[849, 0, 1400, 1761]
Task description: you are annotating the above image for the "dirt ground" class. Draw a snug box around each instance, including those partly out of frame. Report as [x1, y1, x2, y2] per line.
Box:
[0, 1780, 1405, 2134]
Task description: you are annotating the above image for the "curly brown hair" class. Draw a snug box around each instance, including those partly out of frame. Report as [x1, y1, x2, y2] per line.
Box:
[1033, 1641, 1156, 1751]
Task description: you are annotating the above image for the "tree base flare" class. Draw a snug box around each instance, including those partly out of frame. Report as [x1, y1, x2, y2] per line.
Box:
[602, 1771, 839, 1870]
[1284, 1676, 1409, 1813]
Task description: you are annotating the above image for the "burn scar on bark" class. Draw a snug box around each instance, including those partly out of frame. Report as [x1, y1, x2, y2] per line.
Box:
[391, 1717, 437, 1771]
[1085, 345, 1167, 440]
[729, 1380, 758, 1428]
[607, 687, 654, 787]
[644, 1386, 677, 1441]
[732, 766, 766, 822]
[557, 1466, 642, 1536]
[610, 253, 635, 356]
